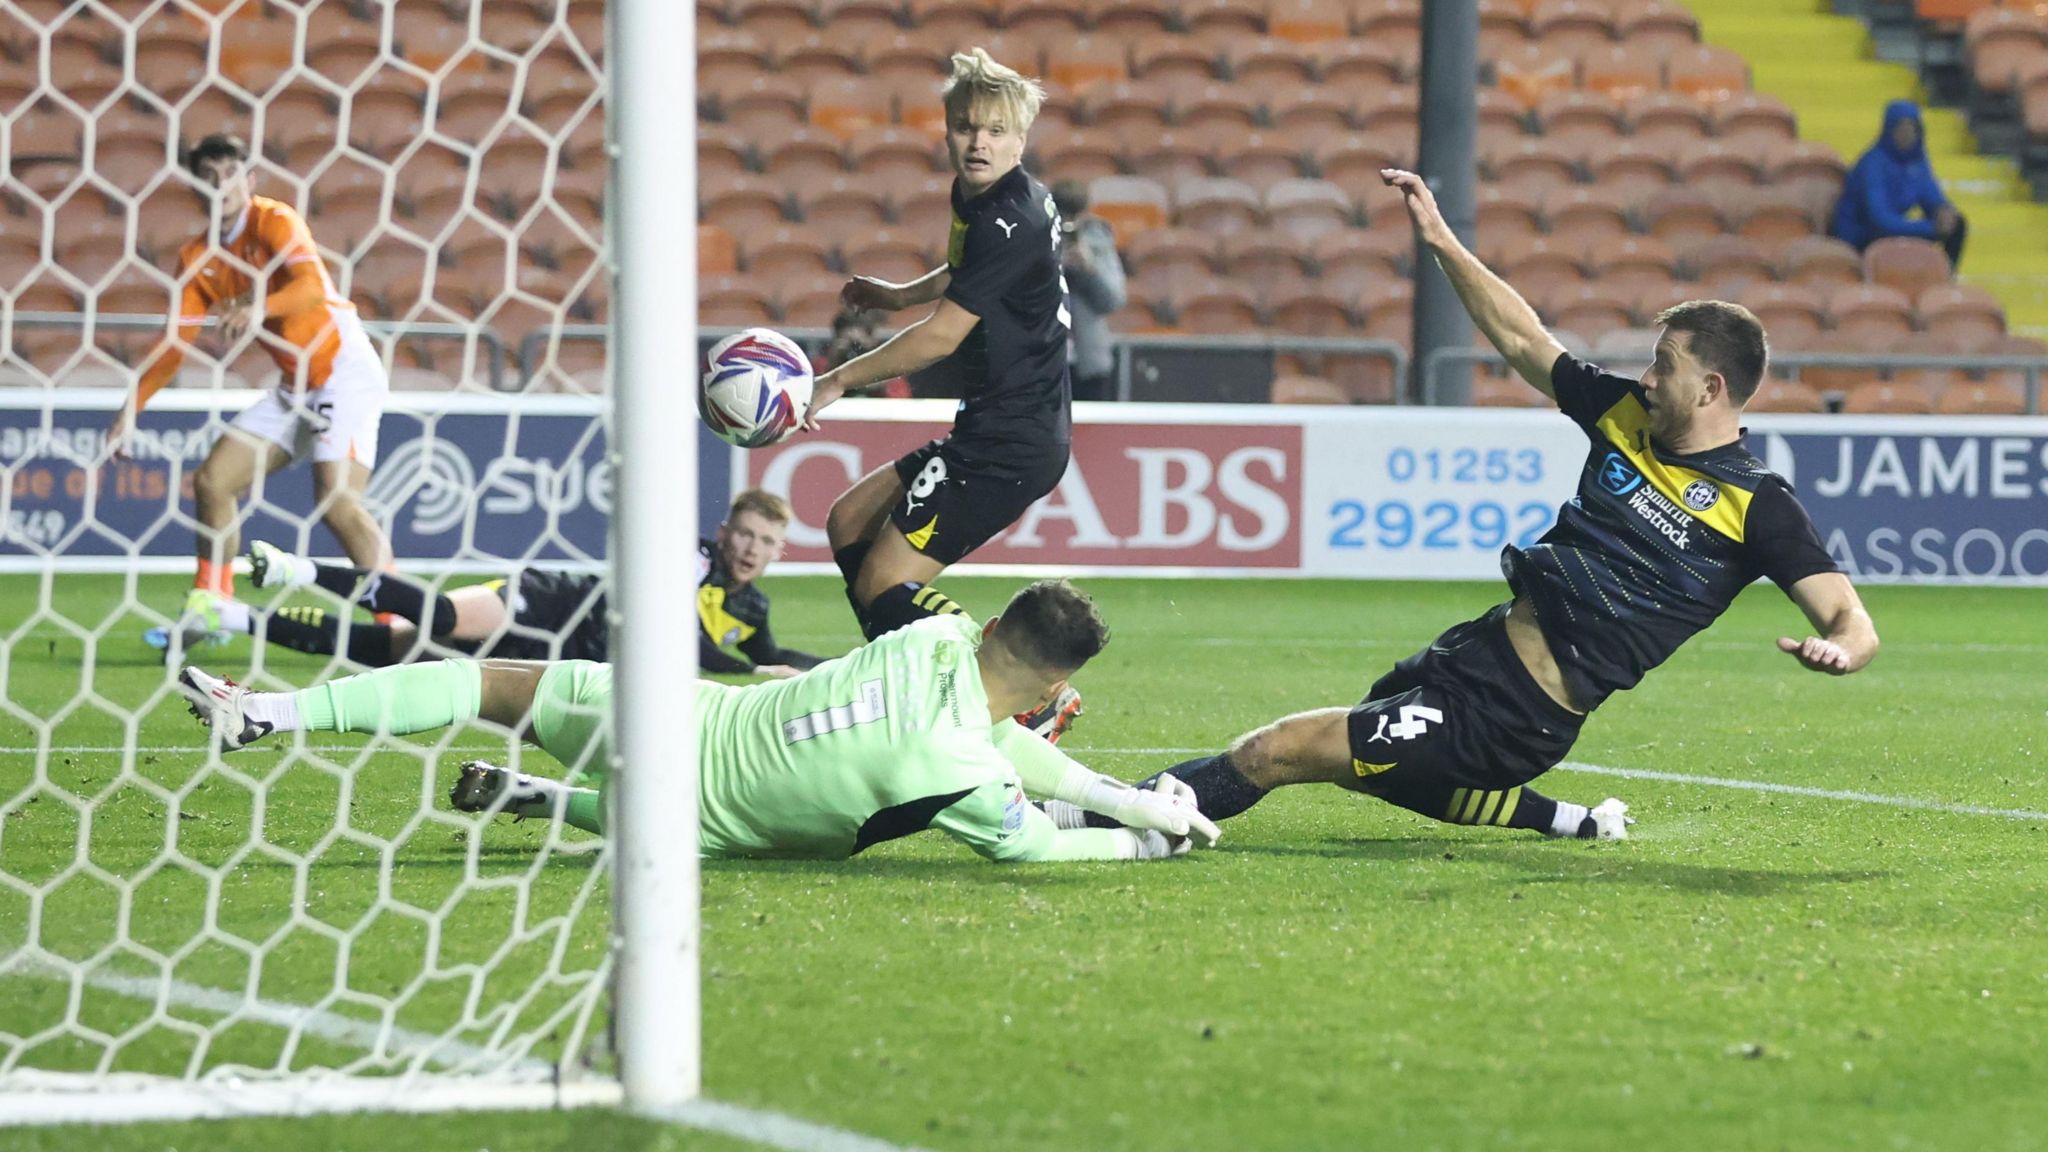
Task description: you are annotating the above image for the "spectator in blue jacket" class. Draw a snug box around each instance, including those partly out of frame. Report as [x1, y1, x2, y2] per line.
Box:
[1831, 99, 1966, 268]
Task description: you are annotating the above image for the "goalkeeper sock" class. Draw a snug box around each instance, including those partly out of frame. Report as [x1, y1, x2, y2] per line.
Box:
[862, 581, 967, 641]
[504, 776, 606, 835]
[314, 564, 457, 636]
[289, 660, 483, 735]
[563, 787, 604, 834]
[261, 606, 398, 666]
[1147, 753, 1268, 821]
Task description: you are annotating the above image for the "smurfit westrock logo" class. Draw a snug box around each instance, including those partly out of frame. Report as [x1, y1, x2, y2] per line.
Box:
[364, 438, 477, 536]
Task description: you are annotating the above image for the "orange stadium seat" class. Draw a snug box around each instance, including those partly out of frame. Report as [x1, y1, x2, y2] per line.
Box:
[1916, 283, 2007, 345]
[1034, 127, 1122, 182]
[884, 72, 952, 133]
[863, 34, 946, 83]
[1842, 379, 1936, 414]
[1828, 283, 1918, 342]
[1760, 139, 1849, 188]
[904, 0, 994, 37]
[1966, 8, 2046, 95]
[1665, 44, 1749, 103]
[1316, 228, 1409, 285]
[1183, 0, 1268, 42]
[1614, 0, 1699, 55]
[1271, 90, 1358, 136]
[1712, 92, 1799, 145]
[780, 35, 867, 86]
[1500, 233, 1587, 284]
[1864, 236, 1953, 296]
[1084, 80, 1172, 134]
[758, 125, 850, 180]
[1168, 279, 1262, 332]
[1476, 183, 1545, 244]
[1936, 379, 2029, 414]
[1269, 284, 1353, 334]
[1536, 90, 1625, 143]
[1544, 184, 1637, 242]
[697, 124, 754, 180]
[1676, 142, 1761, 188]
[844, 229, 936, 283]
[699, 224, 741, 277]
[1493, 43, 1576, 107]
[1045, 36, 1128, 93]
[1001, 0, 1084, 36]
[1264, 179, 1355, 240]
[1735, 283, 1828, 345]
[1088, 174, 1172, 240]
[1133, 41, 1222, 89]
[1777, 235, 1864, 286]
[701, 173, 791, 231]
[1483, 136, 1581, 190]
[1546, 282, 1637, 339]
[773, 273, 853, 327]
[1796, 332, 1886, 393]
[1173, 177, 1262, 235]
[1678, 234, 1771, 285]
[743, 223, 835, 281]
[807, 76, 892, 139]
[1578, 45, 1661, 102]
[1220, 229, 1309, 283]
[1128, 228, 1218, 280]
[1531, 0, 1618, 52]
[1355, 0, 1421, 39]
[1271, 374, 1349, 404]
[1583, 139, 1674, 194]
[819, 0, 905, 40]
[1266, 0, 1350, 44]
[850, 125, 945, 179]
[1179, 85, 1263, 133]
[730, 0, 818, 39]
[1732, 185, 1822, 242]
[891, 175, 955, 234]
[795, 177, 891, 238]
[1127, 130, 1211, 185]
[1627, 91, 1713, 142]
[1224, 130, 1308, 190]
[700, 275, 777, 326]
[1319, 41, 1407, 89]
[700, 31, 771, 88]
[1090, 0, 1177, 37]
[1747, 378, 1825, 412]
[1221, 38, 1315, 89]
[1642, 187, 1721, 240]
[1311, 134, 1404, 194]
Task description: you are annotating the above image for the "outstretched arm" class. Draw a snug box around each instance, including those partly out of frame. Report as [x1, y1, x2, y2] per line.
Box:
[1778, 572, 1879, 675]
[1383, 168, 1567, 399]
[929, 777, 1188, 862]
[804, 298, 981, 426]
[993, 721, 1220, 846]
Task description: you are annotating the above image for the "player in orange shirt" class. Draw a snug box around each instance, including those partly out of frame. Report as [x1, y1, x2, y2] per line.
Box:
[109, 134, 392, 654]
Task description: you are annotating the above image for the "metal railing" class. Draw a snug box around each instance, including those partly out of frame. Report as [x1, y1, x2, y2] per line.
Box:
[1421, 346, 2048, 412]
[7, 311, 511, 391]
[1113, 333, 1409, 404]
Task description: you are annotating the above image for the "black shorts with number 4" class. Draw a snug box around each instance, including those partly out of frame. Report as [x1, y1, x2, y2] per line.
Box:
[889, 438, 1069, 566]
[1345, 604, 1583, 810]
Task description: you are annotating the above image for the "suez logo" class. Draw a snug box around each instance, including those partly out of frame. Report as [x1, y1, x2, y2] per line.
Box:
[745, 421, 1302, 566]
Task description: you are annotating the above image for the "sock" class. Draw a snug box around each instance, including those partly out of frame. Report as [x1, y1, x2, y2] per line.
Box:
[1544, 796, 1592, 838]
[1144, 753, 1269, 822]
[195, 558, 233, 597]
[239, 690, 301, 731]
[1367, 779, 1590, 838]
[861, 581, 966, 641]
[312, 564, 456, 636]
[260, 606, 398, 666]
[214, 599, 251, 633]
[833, 542, 874, 633]
[292, 660, 483, 735]
[563, 787, 604, 834]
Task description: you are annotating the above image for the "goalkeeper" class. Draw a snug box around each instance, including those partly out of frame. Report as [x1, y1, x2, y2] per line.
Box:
[179, 580, 1217, 862]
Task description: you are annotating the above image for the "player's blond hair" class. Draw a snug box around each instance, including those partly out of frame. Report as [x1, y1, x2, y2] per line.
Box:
[941, 47, 1045, 134]
[728, 487, 792, 526]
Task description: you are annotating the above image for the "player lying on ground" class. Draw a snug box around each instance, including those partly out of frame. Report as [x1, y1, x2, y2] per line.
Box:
[180, 580, 1219, 862]
[223, 489, 823, 676]
[803, 49, 1075, 651]
[113, 133, 393, 656]
[1064, 170, 1880, 843]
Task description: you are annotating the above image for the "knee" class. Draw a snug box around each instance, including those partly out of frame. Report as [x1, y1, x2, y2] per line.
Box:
[1230, 710, 1349, 789]
[192, 463, 237, 506]
[825, 493, 869, 549]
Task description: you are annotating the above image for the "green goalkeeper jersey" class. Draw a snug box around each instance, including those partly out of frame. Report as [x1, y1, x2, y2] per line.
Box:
[533, 615, 1117, 861]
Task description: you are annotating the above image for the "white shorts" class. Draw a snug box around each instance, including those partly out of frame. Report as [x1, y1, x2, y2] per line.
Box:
[229, 314, 388, 469]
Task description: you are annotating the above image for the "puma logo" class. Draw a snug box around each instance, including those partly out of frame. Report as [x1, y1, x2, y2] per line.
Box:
[995, 217, 1016, 238]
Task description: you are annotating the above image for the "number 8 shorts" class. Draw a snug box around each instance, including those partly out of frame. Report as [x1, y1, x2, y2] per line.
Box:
[888, 438, 1070, 566]
[1345, 604, 1585, 797]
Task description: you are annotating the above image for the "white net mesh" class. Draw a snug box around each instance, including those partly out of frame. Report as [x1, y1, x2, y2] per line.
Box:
[0, 0, 622, 1117]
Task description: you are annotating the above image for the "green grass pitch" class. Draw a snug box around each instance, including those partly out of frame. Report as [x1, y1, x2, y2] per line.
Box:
[4, 572, 2046, 1151]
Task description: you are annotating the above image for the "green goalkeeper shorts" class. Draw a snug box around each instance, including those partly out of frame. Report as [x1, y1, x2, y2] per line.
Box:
[531, 661, 614, 787]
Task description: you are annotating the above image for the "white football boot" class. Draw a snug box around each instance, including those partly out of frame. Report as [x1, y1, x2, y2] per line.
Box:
[1589, 797, 1634, 840]
[178, 666, 274, 752]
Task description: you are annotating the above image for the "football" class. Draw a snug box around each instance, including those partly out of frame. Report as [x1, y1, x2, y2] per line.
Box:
[700, 327, 815, 448]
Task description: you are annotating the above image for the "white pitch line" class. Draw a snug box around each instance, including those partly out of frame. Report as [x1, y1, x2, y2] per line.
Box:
[11, 957, 539, 1075]
[1064, 748, 2048, 823]
[7, 959, 923, 1151]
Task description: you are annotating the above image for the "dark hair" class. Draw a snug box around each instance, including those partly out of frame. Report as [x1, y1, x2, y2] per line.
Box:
[1655, 300, 1769, 406]
[991, 579, 1110, 672]
[183, 133, 249, 179]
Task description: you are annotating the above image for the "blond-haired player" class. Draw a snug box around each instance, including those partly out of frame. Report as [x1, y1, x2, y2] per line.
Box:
[802, 52, 1073, 630]
[114, 133, 391, 654]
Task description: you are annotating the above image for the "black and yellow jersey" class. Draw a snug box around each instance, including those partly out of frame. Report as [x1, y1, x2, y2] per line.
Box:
[696, 538, 823, 675]
[1504, 354, 1838, 711]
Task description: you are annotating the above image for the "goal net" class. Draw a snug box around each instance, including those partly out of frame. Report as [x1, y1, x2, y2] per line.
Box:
[0, 0, 697, 1123]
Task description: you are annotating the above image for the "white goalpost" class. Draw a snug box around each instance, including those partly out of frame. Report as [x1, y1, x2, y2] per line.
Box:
[0, 0, 698, 1125]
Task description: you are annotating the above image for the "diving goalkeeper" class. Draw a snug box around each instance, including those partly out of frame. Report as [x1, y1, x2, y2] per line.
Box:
[178, 580, 1218, 862]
